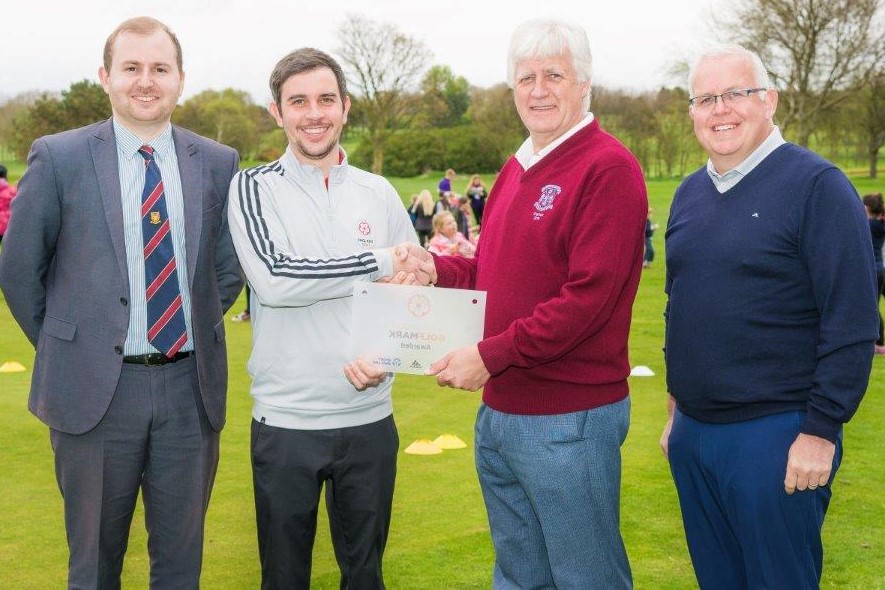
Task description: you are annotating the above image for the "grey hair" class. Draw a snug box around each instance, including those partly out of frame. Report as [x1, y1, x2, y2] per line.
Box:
[507, 19, 593, 110]
[688, 44, 773, 97]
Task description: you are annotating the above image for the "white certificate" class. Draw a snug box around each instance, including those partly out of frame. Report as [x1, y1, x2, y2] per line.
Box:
[350, 283, 487, 375]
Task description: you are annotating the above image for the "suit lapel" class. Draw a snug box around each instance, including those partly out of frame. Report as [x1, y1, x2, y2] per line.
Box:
[90, 119, 129, 288]
[173, 127, 202, 289]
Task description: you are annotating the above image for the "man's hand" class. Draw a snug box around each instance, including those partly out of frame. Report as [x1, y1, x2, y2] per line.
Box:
[429, 345, 489, 391]
[660, 417, 674, 458]
[783, 433, 835, 495]
[376, 271, 419, 285]
[391, 242, 436, 285]
[343, 357, 389, 391]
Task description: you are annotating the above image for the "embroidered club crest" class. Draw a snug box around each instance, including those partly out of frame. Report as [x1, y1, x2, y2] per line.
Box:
[534, 185, 561, 212]
[150, 211, 161, 225]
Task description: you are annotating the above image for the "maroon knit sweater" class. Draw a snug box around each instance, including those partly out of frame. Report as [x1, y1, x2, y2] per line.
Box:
[434, 120, 647, 414]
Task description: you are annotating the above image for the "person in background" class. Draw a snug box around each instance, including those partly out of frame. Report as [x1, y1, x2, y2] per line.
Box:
[464, 174, 488, 228]
[0, 164, 17, 243]
[643, 206, 658, 268]
[433, 185, 453, 215]
[227, 46, 434, 589]
[863, 192, 885, 354]
[0, 17, 243, 588]
[438, 167, 456, 199]
[455, 194, 472, 237]
[427, 210, 476, 258]
[661, 44, 877, 589]
[428, 18, 645, 589]
[231, 284, 251, 322]
[407, 192, 419, 226]
[411, 188, 435, 247]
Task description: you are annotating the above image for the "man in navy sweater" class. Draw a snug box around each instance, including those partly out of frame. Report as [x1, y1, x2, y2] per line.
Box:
[661, 44, 878, 588]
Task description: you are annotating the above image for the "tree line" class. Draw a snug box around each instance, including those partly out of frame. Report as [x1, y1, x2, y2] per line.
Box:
[2, 0, 884, 178]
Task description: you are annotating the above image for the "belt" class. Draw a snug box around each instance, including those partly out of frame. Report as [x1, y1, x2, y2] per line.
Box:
[122, 351, 193, 366]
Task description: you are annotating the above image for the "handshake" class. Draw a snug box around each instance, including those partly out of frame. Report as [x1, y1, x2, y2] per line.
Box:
[381, 242, 437, 286]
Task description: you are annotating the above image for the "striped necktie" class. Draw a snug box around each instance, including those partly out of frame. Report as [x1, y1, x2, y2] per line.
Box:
[139, 145, 187, 357]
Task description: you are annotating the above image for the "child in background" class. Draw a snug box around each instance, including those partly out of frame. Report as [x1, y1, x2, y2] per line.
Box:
[428, 210, 475, 258]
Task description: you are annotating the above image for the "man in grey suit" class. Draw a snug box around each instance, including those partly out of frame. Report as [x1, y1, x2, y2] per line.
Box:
[0, 16, 242, 588]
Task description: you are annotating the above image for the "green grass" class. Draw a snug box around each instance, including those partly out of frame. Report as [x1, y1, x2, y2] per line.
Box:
[1, 176, 884, 588]
[384, 172, 499, 209]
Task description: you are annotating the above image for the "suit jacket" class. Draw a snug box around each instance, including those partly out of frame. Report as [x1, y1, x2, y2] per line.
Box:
[0, 119, 243, 434]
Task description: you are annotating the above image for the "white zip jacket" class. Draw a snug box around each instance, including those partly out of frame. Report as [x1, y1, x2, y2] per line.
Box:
[228, 148, 419, 429]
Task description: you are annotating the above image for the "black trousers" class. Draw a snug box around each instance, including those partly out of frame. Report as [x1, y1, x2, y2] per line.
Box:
[251, 415, 398, 590]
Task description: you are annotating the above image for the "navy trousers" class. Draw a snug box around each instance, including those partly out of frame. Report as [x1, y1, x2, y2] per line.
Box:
[668, 409, 841, 589]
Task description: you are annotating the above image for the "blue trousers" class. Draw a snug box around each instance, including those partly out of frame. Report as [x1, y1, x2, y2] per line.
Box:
[668, 410, 841, 589]
[475, 400, 633, 589]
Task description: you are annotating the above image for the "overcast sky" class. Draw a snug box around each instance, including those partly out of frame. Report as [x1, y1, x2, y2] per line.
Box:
[3, 0, 722, 105]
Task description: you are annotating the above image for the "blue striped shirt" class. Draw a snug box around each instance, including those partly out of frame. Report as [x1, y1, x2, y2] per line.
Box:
[113, 120, 193, 355]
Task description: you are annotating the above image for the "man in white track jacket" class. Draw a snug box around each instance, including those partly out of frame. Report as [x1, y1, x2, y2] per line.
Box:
[228, 47, 434, 589]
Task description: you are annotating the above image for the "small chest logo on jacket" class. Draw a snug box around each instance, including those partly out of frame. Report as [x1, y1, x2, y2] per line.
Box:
[532, 185, 561, 221]
[357, 220, 375, 247]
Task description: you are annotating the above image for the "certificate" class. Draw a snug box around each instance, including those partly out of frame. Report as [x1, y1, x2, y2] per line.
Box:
[350, 283, 486, 375]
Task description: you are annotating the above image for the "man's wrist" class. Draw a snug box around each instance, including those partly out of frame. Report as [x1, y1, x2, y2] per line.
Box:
[371, 248, 393, 279]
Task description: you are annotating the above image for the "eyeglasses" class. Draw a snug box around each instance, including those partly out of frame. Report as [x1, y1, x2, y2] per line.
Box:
[688, 88, 767, 110]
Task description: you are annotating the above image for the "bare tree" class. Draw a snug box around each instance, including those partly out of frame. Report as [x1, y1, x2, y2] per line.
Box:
[855, 71, 885, 177]
[336, 14, 432, 174]
[723, 0, 885, 146]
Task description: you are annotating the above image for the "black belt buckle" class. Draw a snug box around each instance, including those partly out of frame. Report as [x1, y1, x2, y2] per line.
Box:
[123, 351, 192, 366]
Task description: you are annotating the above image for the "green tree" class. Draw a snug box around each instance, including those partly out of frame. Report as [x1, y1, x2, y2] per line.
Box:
[174, 89, 266, 159]
[0, 92, 40, 157]
[9, 80, 110, 159]
[652, 87, 703, 177]
[595, 87, 658, 173]
[415, 65, 471, 128]
[466, 83, 524, 163]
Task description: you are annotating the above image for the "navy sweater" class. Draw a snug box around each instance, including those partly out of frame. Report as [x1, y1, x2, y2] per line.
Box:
[665, 144, 877, 442]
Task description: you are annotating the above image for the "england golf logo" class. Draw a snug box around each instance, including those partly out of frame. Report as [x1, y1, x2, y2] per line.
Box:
[533, 184, 561, 220]
[357, 220, 376, 247]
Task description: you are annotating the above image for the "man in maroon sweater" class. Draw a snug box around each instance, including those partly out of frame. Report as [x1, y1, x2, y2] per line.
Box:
[428, 18, 647, 589]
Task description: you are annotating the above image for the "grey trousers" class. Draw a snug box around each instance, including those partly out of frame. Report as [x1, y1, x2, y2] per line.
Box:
[50, 357, 219, 589]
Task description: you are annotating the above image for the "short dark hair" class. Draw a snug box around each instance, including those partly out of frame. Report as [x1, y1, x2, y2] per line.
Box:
[269, 47, 348, 107]
[103, 16, 183, 73]
[863, 193, 885, 217]
[0, 164, 7, 179]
